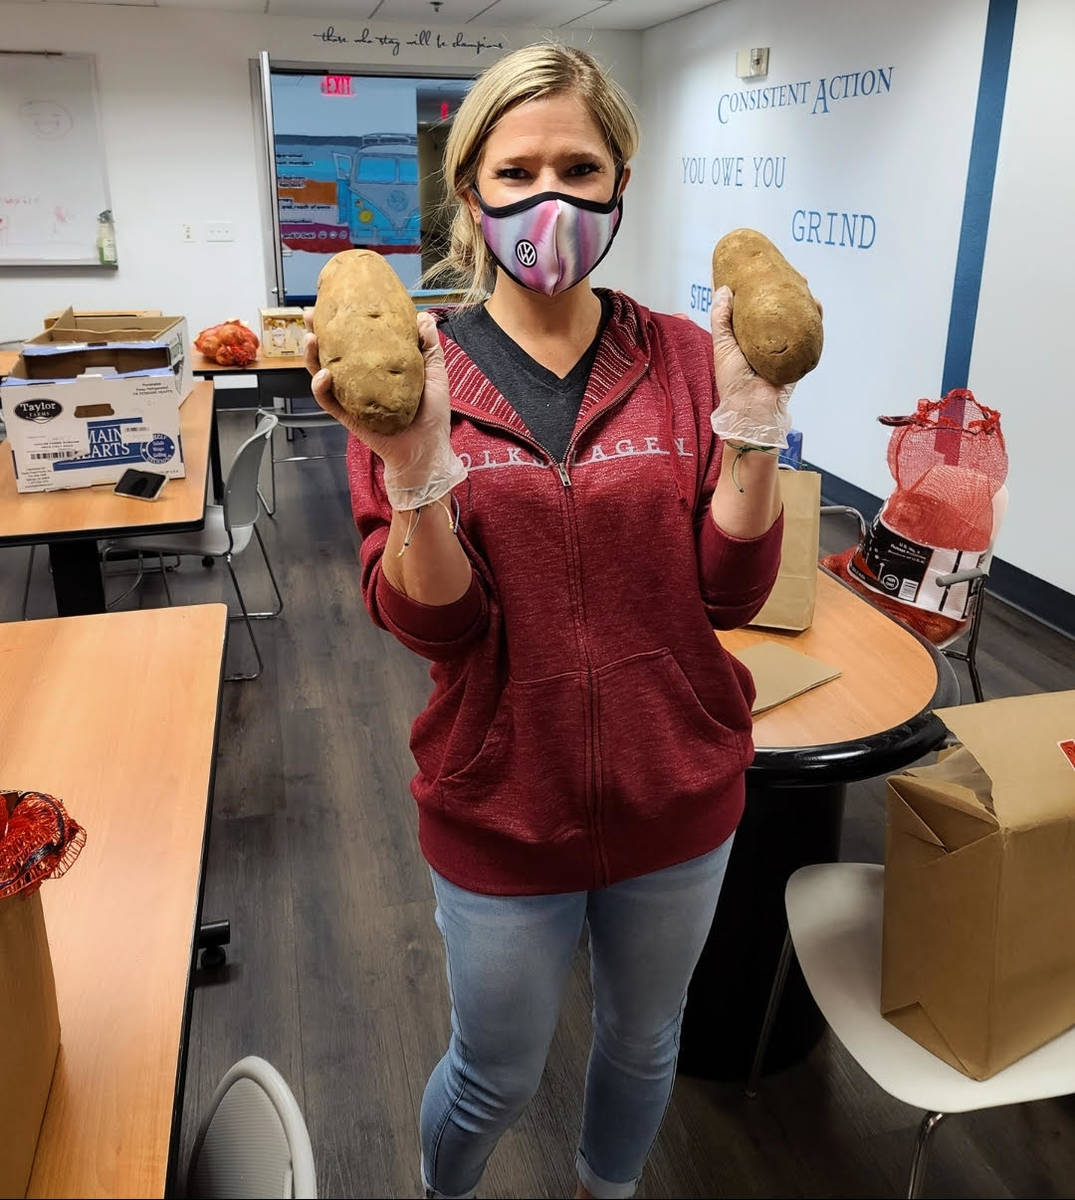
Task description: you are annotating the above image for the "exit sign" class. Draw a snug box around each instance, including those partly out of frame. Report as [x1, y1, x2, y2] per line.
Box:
[321, 75, 354, 97]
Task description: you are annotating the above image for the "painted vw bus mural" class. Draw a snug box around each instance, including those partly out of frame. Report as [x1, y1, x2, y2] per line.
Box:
[276, 133, 420, 254]
[333, 133, 420, 249]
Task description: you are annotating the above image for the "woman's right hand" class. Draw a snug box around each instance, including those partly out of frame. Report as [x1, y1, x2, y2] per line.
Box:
[303, 308, 467, 510]
[709, 286, 795, 449]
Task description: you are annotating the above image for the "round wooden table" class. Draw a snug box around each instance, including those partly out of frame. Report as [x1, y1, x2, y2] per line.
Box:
[678, 569, 960, 1080]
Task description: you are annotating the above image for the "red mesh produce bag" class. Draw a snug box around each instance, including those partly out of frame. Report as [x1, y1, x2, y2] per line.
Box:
[0, 789, 85, 900]
[822, 390, 1007, 643]
[194, 320, 260, 367]
[881, 390, 1006, 552]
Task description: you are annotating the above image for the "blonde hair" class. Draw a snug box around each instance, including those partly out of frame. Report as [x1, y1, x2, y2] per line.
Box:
[424, 43, 640, 307]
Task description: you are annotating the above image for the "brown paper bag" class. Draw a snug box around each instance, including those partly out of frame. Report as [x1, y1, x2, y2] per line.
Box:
[881, 690, 1075, 1079]
[0, 890, 60, 1197]
[748, 467, 821, 631]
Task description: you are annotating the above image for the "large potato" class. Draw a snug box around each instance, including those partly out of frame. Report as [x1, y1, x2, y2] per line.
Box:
[312, 250, 424, 435]
[711, 229, 823, 386]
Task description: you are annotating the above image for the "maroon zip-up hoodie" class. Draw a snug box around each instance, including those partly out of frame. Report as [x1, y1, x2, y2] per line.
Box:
[346, 290, 783, 895]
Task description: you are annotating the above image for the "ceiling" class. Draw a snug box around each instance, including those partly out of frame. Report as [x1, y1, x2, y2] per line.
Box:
[16, 0, 723, 32]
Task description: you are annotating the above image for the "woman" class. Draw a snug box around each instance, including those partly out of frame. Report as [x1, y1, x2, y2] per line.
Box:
[305, 42, 794, 1200]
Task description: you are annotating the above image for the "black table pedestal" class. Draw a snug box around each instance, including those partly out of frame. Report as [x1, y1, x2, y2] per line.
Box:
[678, 778, 847, 1081]
[48, 540, 106, 615]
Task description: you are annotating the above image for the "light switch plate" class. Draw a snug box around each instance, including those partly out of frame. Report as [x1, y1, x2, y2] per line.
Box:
[205, 222, 235, 242]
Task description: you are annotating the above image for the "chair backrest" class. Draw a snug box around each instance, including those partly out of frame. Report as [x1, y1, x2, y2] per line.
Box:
[187, 1055, 316, 1199]
[256, 406, 338, 432]
[224, 414, 278, 532]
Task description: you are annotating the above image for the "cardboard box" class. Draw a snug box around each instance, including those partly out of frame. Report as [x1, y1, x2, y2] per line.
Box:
[43, 308, 161, 329]
[0, 890, 60, 1198]
[259, 307, 306, 356]
[882, 691, 1075, 1079]
[0, 309, 192, 493]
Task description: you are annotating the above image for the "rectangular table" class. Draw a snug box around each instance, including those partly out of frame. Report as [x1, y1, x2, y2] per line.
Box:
[191, 351, 307, 379]
[0, 604, 229, 1198]
[0, 381, 213, 615]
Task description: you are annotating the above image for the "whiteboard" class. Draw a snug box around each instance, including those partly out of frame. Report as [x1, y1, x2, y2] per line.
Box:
[0, 52, 112, 266]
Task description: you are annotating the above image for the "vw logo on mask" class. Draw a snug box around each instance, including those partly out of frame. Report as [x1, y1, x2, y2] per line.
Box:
[514, 239, 538, 268]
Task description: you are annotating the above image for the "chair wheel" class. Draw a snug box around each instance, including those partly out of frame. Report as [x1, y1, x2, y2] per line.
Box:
[200, 945, 227, 970]
[202, 556, 215, 568]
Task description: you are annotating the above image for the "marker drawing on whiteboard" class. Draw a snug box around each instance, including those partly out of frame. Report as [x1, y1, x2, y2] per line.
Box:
[19, 101, 73, 140]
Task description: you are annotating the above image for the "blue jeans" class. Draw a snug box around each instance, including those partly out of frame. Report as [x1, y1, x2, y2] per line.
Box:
[420, 838, 733, 1199]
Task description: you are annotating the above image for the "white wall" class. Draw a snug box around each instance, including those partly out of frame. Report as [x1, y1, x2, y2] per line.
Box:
[4, 0, 1069, 596]
[0, 2, 643, 338]
[637, 0, 1073, 596]
[968, 0, 1075, 597]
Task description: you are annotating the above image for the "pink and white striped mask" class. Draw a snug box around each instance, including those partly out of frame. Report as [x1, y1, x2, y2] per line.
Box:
[473, 171, 623, 296]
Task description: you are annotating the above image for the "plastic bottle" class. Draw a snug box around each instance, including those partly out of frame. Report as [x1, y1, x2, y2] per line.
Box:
[96, 210, 117, 266]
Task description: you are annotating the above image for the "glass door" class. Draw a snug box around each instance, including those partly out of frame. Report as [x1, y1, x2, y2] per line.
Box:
[256, 56, 472, 307]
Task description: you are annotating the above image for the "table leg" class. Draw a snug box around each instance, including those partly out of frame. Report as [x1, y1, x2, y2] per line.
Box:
[48, 540, 106, 615]
[209, 395, 224, 503]
[677, 778, 846, 1081]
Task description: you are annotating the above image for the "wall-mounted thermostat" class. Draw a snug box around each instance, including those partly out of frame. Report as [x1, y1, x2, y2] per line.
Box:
[736, 48, 770, 78]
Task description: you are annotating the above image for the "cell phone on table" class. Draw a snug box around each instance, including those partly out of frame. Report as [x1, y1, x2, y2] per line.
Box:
[113, 468, 168, 501]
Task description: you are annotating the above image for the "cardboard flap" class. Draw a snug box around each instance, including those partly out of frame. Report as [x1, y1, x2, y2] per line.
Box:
[889, 748, 998, 850]
[731, 641, 840, 714]
[886, 786, 945, 851]
[937, 692, 1075, 828]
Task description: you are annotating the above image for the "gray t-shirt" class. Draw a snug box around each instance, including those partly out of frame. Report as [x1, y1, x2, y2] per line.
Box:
[439, 293, 611, 464]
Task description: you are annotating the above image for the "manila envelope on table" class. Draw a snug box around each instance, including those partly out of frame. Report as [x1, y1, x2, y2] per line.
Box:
[731, 641, 842, 715]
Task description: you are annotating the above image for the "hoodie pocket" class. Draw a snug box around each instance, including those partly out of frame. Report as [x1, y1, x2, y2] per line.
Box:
[594, 648, 750, 821]
[438, 671, 586, 844]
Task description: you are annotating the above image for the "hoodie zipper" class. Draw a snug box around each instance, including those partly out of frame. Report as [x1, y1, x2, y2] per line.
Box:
[451, 355, 648, 885]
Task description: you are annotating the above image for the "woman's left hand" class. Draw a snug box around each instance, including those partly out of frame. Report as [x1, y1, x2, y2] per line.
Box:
[709, 285, 795, 449]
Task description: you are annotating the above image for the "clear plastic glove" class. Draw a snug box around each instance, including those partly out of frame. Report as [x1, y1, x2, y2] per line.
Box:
[709, 285, 794, 449]
[304, 309, 467, 511]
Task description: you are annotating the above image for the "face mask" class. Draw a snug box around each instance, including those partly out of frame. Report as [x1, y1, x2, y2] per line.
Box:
[473, 167, 624, 296]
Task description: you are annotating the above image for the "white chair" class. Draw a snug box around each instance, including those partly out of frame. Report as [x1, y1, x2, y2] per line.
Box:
[747, 863, 1075, 1198]
[187, 1055, 317, 1199]
[102, 414, 283, 681]
[255, 406, 345, 517]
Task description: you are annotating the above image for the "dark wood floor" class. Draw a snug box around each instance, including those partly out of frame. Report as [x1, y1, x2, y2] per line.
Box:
[5, 413, 1075, 1199]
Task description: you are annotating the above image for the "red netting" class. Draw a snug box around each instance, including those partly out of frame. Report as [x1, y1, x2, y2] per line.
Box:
[881, 389, 1007, 552]
[821, 546, 965, 644]
[0, 789, 86, 901]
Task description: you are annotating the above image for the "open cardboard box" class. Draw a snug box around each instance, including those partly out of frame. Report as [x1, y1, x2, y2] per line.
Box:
[259, 307, 305, 356]
[0, 308, 192, 492]
[43, 308, 162, 330]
